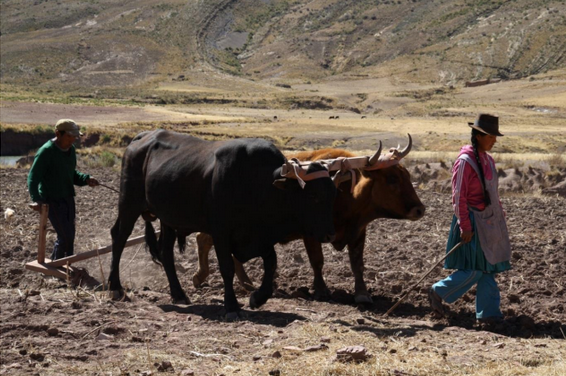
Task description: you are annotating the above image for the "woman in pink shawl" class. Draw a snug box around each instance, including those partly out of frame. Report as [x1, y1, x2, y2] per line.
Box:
[429, 114, 511, 323]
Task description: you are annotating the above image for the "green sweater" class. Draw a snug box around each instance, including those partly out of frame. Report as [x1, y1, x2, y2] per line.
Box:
[27, 139, 90, 202]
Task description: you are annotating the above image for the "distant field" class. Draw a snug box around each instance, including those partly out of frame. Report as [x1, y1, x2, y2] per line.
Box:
[1, 69, 565, 158]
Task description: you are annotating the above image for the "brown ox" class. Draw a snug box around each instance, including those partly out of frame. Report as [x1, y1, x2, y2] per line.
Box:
[193, 136, 425, 303]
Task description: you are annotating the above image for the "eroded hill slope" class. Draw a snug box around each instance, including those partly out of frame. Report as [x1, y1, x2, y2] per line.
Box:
[1, 0, 565, 89]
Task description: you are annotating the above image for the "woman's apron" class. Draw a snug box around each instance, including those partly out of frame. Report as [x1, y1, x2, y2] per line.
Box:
[458, 154, 511, 265]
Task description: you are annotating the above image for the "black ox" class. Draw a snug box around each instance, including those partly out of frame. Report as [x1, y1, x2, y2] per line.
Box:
[108, 130, 337, 318]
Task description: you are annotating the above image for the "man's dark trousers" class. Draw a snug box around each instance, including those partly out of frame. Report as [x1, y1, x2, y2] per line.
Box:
[47, 197, 76, 260]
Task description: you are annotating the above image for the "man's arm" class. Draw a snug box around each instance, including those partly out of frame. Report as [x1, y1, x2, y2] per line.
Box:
[27, 151, 47, 203]
[73, 170, 91, 186]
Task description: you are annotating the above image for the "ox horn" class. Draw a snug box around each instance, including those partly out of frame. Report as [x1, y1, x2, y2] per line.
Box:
[368, 140, 383, 166]
[397, 134, 412, 159]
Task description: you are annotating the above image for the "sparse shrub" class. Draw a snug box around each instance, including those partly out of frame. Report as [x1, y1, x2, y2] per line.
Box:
[101, 134, 112, 144]
[100, 151, 116, 168]
[32, 125, 53, 134]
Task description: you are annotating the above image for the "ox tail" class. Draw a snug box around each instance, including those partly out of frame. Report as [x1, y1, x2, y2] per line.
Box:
[177, 234, 186, 254]
[144, 221, 163, 266]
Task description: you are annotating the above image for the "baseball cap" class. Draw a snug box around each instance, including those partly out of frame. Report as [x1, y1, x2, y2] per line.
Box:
[55, 119, 83, 137]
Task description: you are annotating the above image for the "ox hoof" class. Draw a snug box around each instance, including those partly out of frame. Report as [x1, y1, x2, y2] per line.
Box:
[172, 297, 191, 305]
[354, 294, 374, 305]
[192, 274, 204, 288]
[249, 292, 269, 309]
[109, 290, 126, 301]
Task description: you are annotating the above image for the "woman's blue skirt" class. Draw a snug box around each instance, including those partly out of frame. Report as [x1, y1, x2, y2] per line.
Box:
[445, 214, 511, 273]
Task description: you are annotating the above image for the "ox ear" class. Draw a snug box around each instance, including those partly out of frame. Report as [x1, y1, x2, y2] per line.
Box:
[273, 177, 301, 191]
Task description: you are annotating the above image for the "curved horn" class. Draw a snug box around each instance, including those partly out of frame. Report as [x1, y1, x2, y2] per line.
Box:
[397, 134, 412, 159]
[368, 140, 383, 165]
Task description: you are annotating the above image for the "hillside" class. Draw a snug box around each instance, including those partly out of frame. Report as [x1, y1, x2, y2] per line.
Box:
[229, 0, 566, 84]
[1, 0, 565, 91]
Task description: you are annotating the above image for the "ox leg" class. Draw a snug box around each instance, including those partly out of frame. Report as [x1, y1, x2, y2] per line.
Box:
[108, 213, 138, 299]
[161, 226, 189, 304]
[249, 247, 277, 309]
[234, 256, 255, 291]
[214, 242, 241, 319]
[303, 237, 331, 301]
[348, 230, 372, 304]
[193, 233, 255, 291]
[193, 233, 213, 288]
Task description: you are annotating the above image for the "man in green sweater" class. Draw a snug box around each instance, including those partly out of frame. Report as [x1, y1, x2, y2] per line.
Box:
[28, 119, 99, 260]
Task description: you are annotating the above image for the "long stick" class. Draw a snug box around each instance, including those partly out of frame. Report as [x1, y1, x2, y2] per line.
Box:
[98, 183, 120, 194]
[384, 242, 463, 316]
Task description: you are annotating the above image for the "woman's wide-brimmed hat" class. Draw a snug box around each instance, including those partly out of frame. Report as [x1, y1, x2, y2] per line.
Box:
[468, 114, 504, 136]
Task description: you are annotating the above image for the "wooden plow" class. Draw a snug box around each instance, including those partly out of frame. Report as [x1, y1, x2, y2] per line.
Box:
[24, 204, 151, 280]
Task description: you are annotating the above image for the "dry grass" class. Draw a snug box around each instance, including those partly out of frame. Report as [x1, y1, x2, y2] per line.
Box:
[545, 153, 566, 168]
[26, 314, 565, 376]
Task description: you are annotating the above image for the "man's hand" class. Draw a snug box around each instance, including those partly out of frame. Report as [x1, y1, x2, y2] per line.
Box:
[28, 202, 43, 212]
[87, 178, 99, 187]
[461, 230, 474, 243]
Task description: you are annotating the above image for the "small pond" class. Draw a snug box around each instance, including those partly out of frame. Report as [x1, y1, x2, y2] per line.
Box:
[0, 156, 22, 166]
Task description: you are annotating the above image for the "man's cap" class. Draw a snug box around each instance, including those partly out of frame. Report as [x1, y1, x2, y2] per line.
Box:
[55, 119, 83, 137]
[468, 114, 504, 136]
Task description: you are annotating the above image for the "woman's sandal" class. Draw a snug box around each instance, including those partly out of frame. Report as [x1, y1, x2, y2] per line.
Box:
[428, 288, 445, 316]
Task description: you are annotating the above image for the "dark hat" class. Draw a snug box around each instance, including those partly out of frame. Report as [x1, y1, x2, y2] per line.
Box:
[468, 114, 504, 136]
[55, 119, 83, 137]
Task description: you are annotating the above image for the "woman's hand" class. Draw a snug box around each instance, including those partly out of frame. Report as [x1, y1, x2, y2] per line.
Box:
[461, 230, 474, 243]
